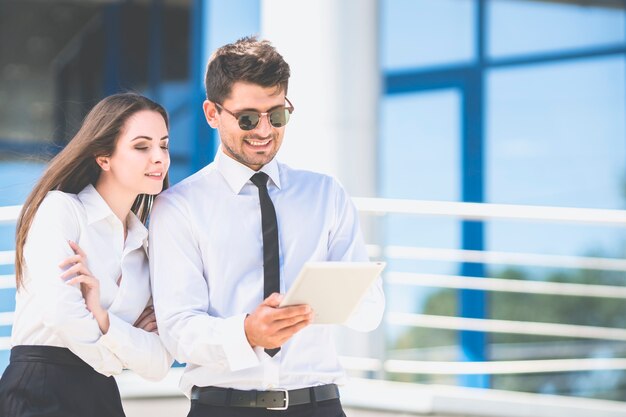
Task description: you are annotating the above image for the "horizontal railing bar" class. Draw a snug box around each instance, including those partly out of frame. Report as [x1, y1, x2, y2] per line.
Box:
[339, 356, 383, 372]
[386, 272, 626, 299]
[387, 313, 626, 341]
[6, 200, 626, 227]
[0, 312, 13, 326]
[0, 275, 15, 289]
[13, 245, 622, 272]
[0, 205, 20, 225]
[0, 251, 15, 266]
[385, 246, 626, 272]
[353, 197, 626, 226]
[384, 358, 626, 375]
[0, 337, 9, 350]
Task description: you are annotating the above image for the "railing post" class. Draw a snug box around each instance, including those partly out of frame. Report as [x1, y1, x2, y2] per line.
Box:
[458, 0, 489, 389]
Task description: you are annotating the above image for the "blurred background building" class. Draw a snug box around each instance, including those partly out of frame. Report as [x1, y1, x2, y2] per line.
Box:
[1, 0, 626, 416]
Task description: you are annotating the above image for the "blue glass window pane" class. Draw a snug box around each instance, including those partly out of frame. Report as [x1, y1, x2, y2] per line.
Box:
[487, 57, 625, 209]
[381, 0, 475, 71]
[381, 90, 462, 315]
[0, 161, 45, 206]
[487, 57, 626, 256]
[381, 90, 461, 201]
[489, 0, 626, 59]
[380, 89, 462, 249]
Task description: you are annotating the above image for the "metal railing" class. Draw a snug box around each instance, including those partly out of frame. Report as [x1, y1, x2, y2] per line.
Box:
[1, 199, 626, 378]
[347, 197, 626, 378]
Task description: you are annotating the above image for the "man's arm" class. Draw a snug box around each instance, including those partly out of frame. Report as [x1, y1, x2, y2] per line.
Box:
[327, 180, 385, 332]
[149, 193, 259, 371]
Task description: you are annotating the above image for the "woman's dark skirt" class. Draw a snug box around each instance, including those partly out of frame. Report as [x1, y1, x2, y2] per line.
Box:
[0, 345, 126, 417]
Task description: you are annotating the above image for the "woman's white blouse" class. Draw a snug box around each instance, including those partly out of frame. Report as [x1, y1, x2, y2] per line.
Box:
[11, 184, 172, 380]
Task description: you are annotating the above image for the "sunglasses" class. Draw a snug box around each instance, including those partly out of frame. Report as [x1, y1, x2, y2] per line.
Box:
[214, 98, 295, 131]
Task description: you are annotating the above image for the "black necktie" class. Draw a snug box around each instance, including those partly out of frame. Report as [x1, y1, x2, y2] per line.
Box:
[250, 172, 280, 357]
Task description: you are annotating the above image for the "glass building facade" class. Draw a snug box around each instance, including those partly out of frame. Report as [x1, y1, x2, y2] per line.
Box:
[1, 0, 625, 402]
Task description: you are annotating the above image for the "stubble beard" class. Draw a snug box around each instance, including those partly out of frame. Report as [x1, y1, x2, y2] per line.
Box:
[222, 132, 279, 169]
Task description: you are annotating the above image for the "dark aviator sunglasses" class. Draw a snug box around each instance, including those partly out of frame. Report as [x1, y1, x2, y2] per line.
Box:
[214, 97, 295, 131]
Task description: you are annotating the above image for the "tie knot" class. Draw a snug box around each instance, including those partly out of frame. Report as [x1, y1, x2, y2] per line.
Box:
[250, 172, 269, 188]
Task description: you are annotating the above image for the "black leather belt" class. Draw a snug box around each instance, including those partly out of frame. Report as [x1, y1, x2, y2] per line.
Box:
[191, 383, 340, 410]
[11, 345, 91, 368]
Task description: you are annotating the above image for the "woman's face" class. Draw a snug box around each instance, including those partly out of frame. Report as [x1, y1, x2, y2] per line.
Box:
[103, 110, 170, 196]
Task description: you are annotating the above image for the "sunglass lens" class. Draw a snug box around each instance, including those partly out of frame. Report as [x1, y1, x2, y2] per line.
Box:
[237, 113, 260, 131]
[269, 109, 290, 128]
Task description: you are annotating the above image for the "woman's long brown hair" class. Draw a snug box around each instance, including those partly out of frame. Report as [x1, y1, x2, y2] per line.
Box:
[14, 93, 170, 289]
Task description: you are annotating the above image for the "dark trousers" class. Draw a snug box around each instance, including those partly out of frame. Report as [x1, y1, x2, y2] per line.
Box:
[0, 345, 126, 417]
[187, 398, 346, 417]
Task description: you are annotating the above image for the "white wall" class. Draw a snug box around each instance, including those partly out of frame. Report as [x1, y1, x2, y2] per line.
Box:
[261, 0, 384, 363]
[261, 0, 380, 198]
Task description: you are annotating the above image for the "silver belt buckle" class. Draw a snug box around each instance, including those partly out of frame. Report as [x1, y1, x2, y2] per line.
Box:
[267, 389, 289, 410]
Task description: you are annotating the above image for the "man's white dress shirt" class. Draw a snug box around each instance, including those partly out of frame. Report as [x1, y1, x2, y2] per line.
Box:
[149, 151, 385, 396]
[11, 184, 172, 381]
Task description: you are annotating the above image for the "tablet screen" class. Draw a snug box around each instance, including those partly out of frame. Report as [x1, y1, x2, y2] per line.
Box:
[279, 261, 385, 324]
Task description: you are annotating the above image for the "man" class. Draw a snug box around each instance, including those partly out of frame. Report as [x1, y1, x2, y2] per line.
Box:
[149, 36, 385, 417]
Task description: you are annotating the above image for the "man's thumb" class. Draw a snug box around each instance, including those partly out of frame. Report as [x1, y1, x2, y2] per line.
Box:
[263, 292, 283, 307]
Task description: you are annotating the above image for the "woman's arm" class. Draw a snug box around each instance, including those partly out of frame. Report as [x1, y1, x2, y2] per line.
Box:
[98, 306, 174, 381]
[24, 192, 125, 376]
[60, 240, 173, 381]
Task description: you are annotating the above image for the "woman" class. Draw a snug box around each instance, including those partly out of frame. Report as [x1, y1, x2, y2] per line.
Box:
[0, 93, 173, 417]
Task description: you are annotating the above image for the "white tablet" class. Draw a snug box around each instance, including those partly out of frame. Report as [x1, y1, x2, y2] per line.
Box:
[279, 261, 386, 324]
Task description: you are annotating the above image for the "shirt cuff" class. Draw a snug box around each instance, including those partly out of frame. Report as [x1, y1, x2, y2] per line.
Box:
[220, 313, 260, 371]
[98, 312, 128, 356]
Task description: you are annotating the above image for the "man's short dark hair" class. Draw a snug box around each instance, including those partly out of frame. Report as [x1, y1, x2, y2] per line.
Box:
[205, 36, 291, 104]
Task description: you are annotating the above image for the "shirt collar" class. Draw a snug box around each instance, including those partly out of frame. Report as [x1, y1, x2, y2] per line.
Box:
[77, 184, 116, 225]
[126, 210, 149, 246]
[215, 149, 281, 194]
[77, 184, 148, 243]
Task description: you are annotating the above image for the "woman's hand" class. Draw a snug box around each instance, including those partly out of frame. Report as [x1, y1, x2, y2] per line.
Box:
[59, 240, 110, 334]
[134, 305, 158, 334]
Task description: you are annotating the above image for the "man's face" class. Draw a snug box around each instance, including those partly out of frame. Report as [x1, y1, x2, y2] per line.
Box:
[204, 82, 288, 171]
